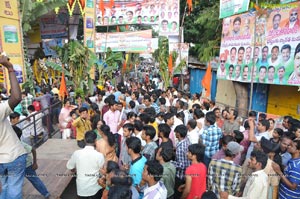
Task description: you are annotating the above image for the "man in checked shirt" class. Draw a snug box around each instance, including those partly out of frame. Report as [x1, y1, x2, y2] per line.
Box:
[171, 124, 191, 199]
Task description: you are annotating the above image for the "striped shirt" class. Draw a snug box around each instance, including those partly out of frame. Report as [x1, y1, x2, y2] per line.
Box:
[208, 159, 242, 196]
[201, 125, 222, 158]
[279, 157, 300, 199]
[143, 181, 167, 199]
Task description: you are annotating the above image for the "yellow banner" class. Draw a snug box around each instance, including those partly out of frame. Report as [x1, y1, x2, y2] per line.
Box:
[84, 0, 96, 52]
[0, 0, 25, 88]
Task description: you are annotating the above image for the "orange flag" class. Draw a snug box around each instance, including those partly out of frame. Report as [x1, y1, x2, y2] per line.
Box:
[187, 0, 193, 14]
[110, 0, 114, 8]
[99, 0, 105, 17]
[116, 25, 120, 32]
[202, 62, 212, 97]
[122, 61, 126, 72]
[168, 54, 173, 74]
[59, 70, 68, 100]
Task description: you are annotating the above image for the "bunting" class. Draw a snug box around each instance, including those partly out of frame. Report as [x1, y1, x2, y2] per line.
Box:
[110, 0, 115, 8]
[78, 0, 86, 15]
[99, 0, 105, 18]
[67, 0, 77, 16]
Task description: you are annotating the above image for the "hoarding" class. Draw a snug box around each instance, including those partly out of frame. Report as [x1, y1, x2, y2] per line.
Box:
[219, 0, 250, 19]
[95, 29, 158, 52]
[218, 2, 300, 86]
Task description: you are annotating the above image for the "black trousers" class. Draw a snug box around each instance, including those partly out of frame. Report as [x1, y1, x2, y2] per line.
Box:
[174, 176, 185, 199]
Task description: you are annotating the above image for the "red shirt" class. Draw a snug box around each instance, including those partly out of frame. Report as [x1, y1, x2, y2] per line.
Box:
[32, 101, 41, 111]
[186, 163, 207, 199]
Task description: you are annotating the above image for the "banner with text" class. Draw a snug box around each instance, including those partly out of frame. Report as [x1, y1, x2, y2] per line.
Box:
[95, 29, 158, 52]
[0, 0, 25, 87]
[218, 2, 300, 86]
[40, 10, 68, 39]
[84, 0, 96, 52]
[96, 0, 179, 36]
[219, 0, 250, 19]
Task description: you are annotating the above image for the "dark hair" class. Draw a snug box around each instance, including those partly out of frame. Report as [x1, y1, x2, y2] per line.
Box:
[127, 112, 137, 120]
[129, 101, 136, 109]
[174, 124, 187, 138]
[187, 119, 197, 129]
[281, 44, 291, 52]
[111, 169, 132, 186]
[164, 113, 174, 123]
[233, 16, 241, 24]
[145, 160, 164, 182]
[85, 130, 97, 144]
[100, 124, 110, 134]
[201, 191, 218, 199]
[188, 144, 205, 162]
[79, 107, 88, 113]
[126, 137, 141, 153]
[274, 128, 284, 137]
[159, 147, 174, 162]
[194, 109, 204, 119]
[158, 97, 166, 105]
[250, 150, 268, 169]
[221, 135, 234, 145]
[192, 104, 201, 110]
[244, 120, 250, 129]
[9, 112, 20, 120]
[123, 123, 134, 132]
[139, 113, 150, 124]
[248, 111, 257, 117]
[143, 125, 156, 140]
[233, 130, 244, 144]
[27, 105, 35, 112]
[205, 111, 216, 125]
[108, 185, 132, 199]
[259, 113, 267, 120]
[106, 161, 119, 174]
[158, 123, 171, 138]
[134, 120, 144, 131]
[295, 43, 300, 57]
[259, 119, 270, 131]
[104, 131, 116, 147]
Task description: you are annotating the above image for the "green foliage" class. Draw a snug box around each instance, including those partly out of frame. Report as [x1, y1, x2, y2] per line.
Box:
[19, 0, 68, 34]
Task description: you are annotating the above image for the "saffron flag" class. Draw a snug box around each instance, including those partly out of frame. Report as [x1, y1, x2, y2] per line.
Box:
[187, 0, 193, 13]
[202, 63, 212, 97]
[168, 54, 173, 74]
[59, 69, 68, 99]
[110, 0, 114, 8]
[99, 0, 105, 18]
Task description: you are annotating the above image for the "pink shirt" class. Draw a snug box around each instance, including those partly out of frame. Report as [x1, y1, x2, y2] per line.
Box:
[103, 109, 120, 134]
[212, 149, 242, 165]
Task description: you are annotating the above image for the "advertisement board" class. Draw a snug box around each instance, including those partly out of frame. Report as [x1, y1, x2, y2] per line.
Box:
[95, 29, 158, 53]
[84, 0, 96, 52]
[96, 0, 179, 36]
[219, 0, 250, 19]
[218, 2, 300, 86]
[0, 0, 25, 86]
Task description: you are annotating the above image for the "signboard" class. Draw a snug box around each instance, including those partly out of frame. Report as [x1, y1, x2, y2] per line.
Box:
[281, 0, 297, 4]
[218, 2, 300, 86]
[84, 0, 96, 51]
[95, 29, 158, 53]
[0, 0, 25, 86]
[96, 0, 179, 36]
[219, 0, 250, 19]
[40, 10, 68, 39]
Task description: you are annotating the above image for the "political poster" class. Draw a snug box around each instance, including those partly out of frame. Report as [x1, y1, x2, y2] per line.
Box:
[169, 42, 189, 74]
[0, 0, 25, 86]
[96, 0, 179, 35]
[219, 0, 250, 19]
[42, 39, 63, 56]
[95, 29, 158, 53]
[218, 2, 300, 86]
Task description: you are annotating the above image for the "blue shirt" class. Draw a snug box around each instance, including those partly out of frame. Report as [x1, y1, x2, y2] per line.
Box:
[279, 158, 300, 198]
[201, 125, 222, 158]
[129, 155, 147, 185]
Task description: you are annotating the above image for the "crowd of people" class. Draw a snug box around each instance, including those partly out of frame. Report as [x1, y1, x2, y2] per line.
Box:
[1, 56, 300, 199]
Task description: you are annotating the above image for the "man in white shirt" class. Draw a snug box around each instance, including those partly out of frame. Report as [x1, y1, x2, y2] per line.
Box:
[0, 56, 27, 199]
[187, 119, 199, 144]
[142, 160, 167, 199]
[220, 150, 269, 199]
[67, 131, 105, 198]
